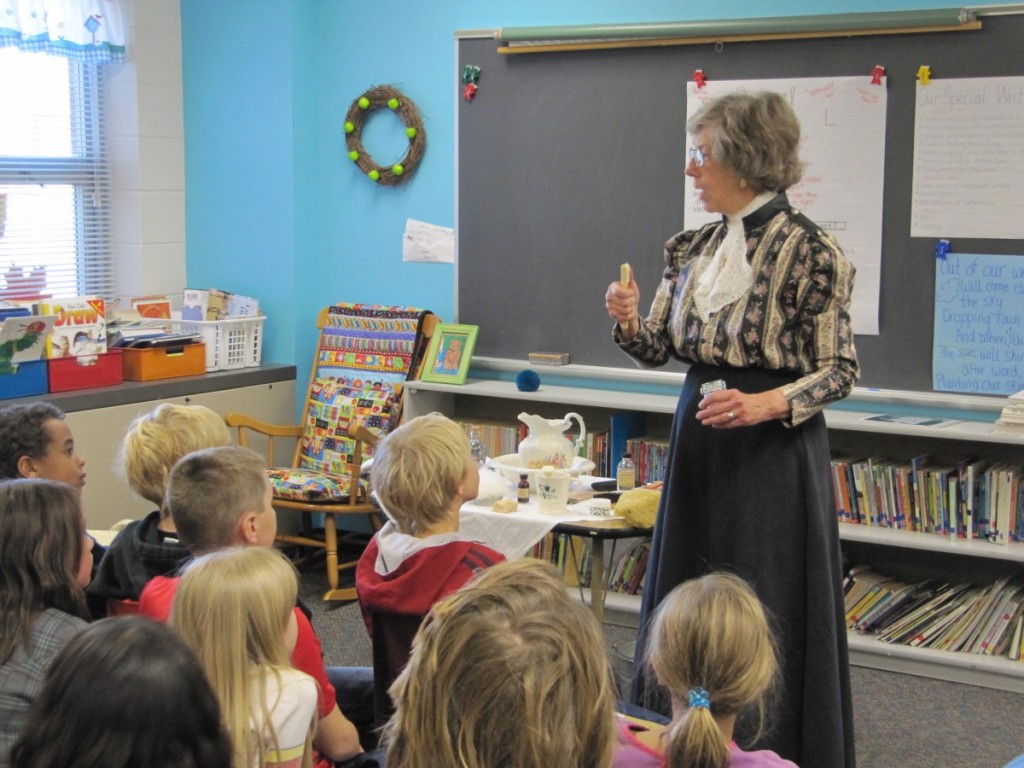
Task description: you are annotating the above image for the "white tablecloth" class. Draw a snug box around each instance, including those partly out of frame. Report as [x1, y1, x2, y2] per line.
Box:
[459, 476, 618, 559]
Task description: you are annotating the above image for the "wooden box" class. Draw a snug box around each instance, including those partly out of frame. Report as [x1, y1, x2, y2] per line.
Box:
[121, 343, 206, 381]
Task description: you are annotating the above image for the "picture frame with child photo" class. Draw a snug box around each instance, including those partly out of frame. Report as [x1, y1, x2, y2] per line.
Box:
[421, 323, 477, 385]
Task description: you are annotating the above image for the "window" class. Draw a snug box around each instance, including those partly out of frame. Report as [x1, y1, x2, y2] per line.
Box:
[0, 47, 113, 302]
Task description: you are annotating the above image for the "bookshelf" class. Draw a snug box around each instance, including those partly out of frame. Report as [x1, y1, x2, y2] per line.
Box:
[405, 358, 1024, 692]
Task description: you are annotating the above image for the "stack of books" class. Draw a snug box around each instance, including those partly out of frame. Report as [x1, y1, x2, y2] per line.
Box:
[993, 390, 1024, 436]
[608, 539, 650, 595]
[844, 565, 1024, 659]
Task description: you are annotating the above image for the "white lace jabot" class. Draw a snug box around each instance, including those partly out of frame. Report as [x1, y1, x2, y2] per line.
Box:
[693, 191, 777, 320]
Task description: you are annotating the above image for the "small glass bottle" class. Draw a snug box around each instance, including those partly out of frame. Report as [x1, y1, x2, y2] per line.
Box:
[468, 425, 487, 467]
[616, 452, 636, 491]
[517, 473, 531, 502]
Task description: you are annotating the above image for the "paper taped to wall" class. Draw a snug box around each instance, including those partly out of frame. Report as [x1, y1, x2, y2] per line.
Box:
[403, 219, 454, 264]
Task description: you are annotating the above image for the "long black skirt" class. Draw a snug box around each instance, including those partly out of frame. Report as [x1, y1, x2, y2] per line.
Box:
[630, 363, 856, 768]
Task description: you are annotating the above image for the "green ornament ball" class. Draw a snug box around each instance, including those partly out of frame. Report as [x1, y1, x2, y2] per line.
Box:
[358, 96, 370, 109]
[392, 164, 404, 176]
[368, 169, 380, 181]
[388, 98, 400, 110]
[348, 151, 359, 161]
[406, 127, 417, 139]
[343, 121, 354, 133]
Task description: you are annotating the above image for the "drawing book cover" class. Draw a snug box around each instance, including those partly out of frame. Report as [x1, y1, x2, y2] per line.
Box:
[36, 296, 107, 358]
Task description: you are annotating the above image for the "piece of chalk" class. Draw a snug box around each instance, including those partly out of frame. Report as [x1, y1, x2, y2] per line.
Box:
[620, 263, 631, 286]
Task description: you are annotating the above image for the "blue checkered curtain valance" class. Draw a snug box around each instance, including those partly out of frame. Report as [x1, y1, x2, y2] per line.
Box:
[0, 0, 126, 61]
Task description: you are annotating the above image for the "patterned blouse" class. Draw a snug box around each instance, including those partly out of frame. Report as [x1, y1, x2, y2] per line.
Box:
[615, 193, 859, 426]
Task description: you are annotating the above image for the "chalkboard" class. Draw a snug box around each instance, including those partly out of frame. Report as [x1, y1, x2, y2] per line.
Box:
[456, 16, 1024, 391]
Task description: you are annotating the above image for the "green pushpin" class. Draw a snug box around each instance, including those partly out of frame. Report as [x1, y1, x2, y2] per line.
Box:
[388, 97, 400, 110]
[392, 164, 404, 176]
[358, 96, 370, 109]
[406, 127, 417, 139]
[348, 151, 359, 161]
[368, 169, 380, 181]
[344, 121, 354, 133]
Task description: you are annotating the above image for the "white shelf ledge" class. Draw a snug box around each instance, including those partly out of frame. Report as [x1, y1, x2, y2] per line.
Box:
[847, 632, 1024, 692]
[838, 524, 1024, 561]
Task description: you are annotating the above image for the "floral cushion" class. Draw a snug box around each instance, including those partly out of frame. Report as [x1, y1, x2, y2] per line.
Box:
[266, 467, 366, 503]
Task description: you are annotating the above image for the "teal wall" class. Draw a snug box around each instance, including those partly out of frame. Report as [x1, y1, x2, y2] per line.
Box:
[179, 1, 1020, 414]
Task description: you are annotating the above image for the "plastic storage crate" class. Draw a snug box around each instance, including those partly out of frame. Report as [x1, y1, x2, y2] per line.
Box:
[167, 315, 265, 372]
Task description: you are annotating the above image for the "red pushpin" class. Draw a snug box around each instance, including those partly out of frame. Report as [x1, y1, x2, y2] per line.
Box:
[871, 65, 885, 85]
[693, 69, 706, 89]
[463, 82, 478, 101]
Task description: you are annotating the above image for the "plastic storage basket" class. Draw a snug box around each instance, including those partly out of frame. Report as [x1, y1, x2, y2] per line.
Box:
[167, 315, 265, 371]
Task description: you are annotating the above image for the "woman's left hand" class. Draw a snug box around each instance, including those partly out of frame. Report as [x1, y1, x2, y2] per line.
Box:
[696, 388, 790, 428]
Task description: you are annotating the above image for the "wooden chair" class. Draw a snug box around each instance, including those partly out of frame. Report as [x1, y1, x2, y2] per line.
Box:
[227, 304, 436, 601]
[227, 414, 380, 601]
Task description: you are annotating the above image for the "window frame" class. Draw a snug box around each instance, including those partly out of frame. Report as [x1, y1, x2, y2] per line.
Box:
[0, 51, 113, 300]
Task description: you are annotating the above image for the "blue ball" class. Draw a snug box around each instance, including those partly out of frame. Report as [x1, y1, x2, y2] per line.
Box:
[516, 369, 540, 392]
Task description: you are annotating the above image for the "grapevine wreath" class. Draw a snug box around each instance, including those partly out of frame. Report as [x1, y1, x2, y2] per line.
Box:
[343, 85, 426, 186]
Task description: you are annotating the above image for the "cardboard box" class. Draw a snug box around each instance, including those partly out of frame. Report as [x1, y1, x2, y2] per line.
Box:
[48, 351, 123, 393]
[0, 360, 48, 399]
[121, 343, 206, 381]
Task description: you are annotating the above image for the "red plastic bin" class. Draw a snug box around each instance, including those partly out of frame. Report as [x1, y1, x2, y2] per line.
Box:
[47, 350, 124, 393]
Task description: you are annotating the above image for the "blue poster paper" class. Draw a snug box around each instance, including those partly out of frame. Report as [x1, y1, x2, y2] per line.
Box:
[933, 253, 1024, 395]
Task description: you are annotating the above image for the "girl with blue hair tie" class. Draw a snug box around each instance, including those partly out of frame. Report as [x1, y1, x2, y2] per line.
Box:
[615, 572, 797, 768]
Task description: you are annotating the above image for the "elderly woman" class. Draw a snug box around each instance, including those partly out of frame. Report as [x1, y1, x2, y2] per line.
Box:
[605, 91, 858, 768]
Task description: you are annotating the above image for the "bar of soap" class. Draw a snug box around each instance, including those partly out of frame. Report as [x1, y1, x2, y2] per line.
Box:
[491, 498, 519, 514]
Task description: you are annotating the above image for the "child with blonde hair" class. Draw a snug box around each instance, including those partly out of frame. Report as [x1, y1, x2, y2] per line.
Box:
[172, 546, 316, 768]
[139, 447, 363, 767]
[382, 559, 616, 768]
[355, 412, 504, 726]
[615, 572, 796, 768]
[0, 479, 93, 766]
[88, 403, 231, 612]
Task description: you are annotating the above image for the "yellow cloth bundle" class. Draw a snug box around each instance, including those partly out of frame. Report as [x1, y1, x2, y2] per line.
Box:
[614, 488, 660, 528]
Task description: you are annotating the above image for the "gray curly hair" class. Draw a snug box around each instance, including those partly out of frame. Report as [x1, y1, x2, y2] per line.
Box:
[687, 91, 803, 193]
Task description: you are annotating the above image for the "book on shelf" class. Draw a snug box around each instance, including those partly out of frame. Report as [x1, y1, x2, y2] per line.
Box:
[989, 464, 1021, 545]
[530, 533, 590, 589]
[847, 563, 1024, 662]
[456, 419, 525, 461]
[608, 539, 650, 595]
[608, 412, 646, 473]
[131, 295, 172, 319]
[844, 569, 896, 628]
[585, 430, 609, 478]
[858, 581, 935, 634]
[625, 436, 670, 485]
[875, 582, 973, 646]
[0, 314, 56, 372]
[34, 296, 106, 358]
[993, 389, 1024, 435]
[1009, 615, 1024, 661]
[963, 456, 988, 540]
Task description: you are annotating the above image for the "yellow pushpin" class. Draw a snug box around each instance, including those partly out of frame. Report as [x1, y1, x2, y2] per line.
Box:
[917, 65, 931, 86]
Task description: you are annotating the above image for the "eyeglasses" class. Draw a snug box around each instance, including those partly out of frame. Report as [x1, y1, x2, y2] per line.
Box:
[688, 146, 710, 167]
